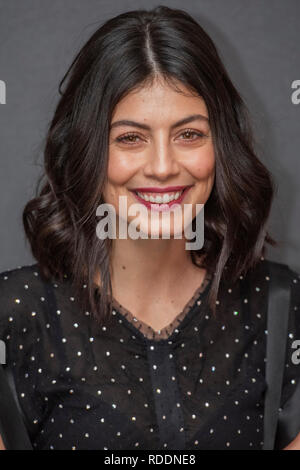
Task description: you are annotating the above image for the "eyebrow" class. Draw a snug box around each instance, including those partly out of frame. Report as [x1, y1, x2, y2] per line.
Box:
[110, 113, 209, 131]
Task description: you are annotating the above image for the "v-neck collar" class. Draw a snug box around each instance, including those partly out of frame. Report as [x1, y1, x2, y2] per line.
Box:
[111, 272, 213, 342]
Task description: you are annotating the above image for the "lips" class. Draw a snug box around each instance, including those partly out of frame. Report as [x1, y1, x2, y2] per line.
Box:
[135, 189, 184, 203]
[131, 186, 192, 212]
[131, 185, 191, 193]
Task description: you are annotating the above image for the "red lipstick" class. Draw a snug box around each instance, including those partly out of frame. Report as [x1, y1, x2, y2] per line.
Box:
[130, 185, 192, 193]
[130, 185, 193, 212]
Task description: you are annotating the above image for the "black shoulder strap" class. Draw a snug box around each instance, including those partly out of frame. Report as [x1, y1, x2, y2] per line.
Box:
[263, 262, 291, 450]
[0, 365, 33, 450]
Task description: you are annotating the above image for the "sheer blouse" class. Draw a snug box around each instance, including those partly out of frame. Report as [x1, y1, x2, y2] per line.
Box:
[0, 258, 299, 450]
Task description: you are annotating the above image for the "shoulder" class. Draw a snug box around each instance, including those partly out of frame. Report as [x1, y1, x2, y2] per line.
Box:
[218, 258, 300, 328]
[0, 263, 41, 283]
[248, 258, 300, 312]
[254, 257, 300, 326]
[220, 258, 299, 303]
[0, 262, 45, 297]
[0, 263, 48, 325]
[265, 258, 300, 298]
[246, 257, 300, 289]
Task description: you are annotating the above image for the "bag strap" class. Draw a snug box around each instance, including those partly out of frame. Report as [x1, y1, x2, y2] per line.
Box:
[0, 365, 33, 450]
[263, 262, 291, 450]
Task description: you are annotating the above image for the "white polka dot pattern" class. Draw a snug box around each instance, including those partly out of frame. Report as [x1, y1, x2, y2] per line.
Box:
[0, 259, 299, 450]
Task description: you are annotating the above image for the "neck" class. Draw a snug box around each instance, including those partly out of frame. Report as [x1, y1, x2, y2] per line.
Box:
[109, 236, 203, 294]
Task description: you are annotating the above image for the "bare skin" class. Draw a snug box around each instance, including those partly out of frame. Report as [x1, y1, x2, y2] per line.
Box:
[283, 432, 300, 450]
[102, 75, 215, 331]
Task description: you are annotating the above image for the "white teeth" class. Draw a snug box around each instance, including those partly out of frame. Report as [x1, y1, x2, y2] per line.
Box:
[136, 190, 183, 203]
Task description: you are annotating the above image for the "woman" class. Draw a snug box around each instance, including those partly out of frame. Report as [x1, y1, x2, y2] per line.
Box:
[0, 5, 300, 450]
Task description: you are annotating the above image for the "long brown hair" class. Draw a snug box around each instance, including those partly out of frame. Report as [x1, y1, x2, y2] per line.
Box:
[23, 5, 276, 323]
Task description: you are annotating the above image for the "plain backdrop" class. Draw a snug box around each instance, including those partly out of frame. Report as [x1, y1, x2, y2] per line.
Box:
[0, 0, 299, 273]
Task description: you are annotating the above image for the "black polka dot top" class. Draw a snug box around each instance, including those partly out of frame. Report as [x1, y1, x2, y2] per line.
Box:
[0, 258, 299, 450]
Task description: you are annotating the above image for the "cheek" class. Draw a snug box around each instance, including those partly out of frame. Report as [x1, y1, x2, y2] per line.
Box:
[107, 152, 139, 185]
[188, 146, 215, 180]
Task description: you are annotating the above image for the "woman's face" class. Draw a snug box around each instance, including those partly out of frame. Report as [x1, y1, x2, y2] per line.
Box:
[103, 78, 215, 239]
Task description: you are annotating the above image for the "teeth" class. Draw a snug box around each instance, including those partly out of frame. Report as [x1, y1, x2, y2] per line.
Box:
[136, 190, 184, 203]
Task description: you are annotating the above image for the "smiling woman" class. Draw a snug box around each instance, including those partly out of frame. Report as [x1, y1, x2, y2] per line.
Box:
[104, 79, 215, 243]
[0, 4, 300, 451]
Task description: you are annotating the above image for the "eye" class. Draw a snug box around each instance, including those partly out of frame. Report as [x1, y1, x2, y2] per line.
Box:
[177, 129, 208, 141]
[114, 128, 209, 145]
[115, 133, 143, 145]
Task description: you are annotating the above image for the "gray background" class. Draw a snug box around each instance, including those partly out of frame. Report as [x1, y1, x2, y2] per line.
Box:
[0, 0, 299, 273]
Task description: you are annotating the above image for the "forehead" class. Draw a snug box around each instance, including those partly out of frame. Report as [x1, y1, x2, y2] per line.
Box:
[111, 79, 208, 123]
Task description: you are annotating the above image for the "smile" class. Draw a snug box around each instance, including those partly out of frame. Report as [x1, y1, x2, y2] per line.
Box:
[131, 186, 192, 211]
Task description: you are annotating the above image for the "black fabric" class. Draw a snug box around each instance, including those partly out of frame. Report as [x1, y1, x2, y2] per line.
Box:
[0, 365, 33, 450]
[275, 378, 300, 449]
[0, 258, 299, 450]
[263, 263, 291, 450]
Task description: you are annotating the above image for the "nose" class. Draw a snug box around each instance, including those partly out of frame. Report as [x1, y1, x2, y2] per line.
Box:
[143, 133, 180, 180]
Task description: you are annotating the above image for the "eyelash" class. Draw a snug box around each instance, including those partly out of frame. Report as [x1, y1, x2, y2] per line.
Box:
[115, 129, 208, 145]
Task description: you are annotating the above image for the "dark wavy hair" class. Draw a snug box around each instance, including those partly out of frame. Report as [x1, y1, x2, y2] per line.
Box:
[23, 5, 276, 323]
